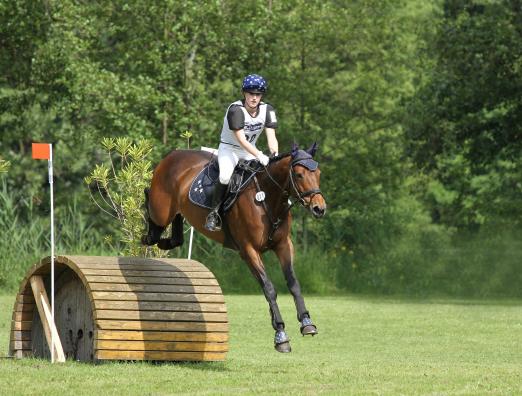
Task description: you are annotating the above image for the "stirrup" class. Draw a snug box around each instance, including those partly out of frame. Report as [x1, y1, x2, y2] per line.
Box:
[204, 211, 222, 232]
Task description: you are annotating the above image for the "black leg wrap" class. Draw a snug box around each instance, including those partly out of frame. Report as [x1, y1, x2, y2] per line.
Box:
[157, 238, 182, 250]
[157, 214, 184, 250]
[274, 330, 291, 353]
[141, 219, 165, 246]
[300, 316, 318, 336]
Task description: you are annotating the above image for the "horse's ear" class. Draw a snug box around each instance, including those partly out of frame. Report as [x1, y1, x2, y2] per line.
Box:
[307, 142, 318, 157]
[291, 142, 299, 157]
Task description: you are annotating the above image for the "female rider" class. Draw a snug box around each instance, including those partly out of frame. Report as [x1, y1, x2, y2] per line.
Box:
[205, 74, 279, 231]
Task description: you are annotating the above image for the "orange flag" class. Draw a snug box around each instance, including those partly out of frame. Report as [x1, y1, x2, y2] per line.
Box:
[32, 143, 51, 160]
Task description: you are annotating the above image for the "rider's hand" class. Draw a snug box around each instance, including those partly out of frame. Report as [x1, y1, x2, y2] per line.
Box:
[257, 152, 269, 166]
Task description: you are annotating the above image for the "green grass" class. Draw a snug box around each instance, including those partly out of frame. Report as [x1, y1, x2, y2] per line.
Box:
[0, 294, 521, 395]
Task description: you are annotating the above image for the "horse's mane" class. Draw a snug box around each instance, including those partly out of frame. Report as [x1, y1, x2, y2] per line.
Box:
[268, 151, 292, 164]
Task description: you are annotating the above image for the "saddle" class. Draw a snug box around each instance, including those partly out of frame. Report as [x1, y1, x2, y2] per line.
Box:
[188, 155, 262, 212]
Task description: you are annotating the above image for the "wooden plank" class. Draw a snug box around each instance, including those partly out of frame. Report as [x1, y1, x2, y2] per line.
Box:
[96, 320, 229, 332]
[10, 340, 32, 350]
[68, 256, 205, 267]
[11, 331, 32, 341]
[12, 311, 33, 321]
[96, 349, 226, 361]
[14, 350, 33, 358]
[95, 340, 228, 352]
[84, 275, 218, 286]
[81, 269, 215, 278]
[74, 262, 208, 272]
[12, 321, 32, 331]
[15, 302, 36, 312]
[93, 300, 227, 312]
[16, 294, 35, 303]
[97, 330, 228, 343]
[92, 291, 225, 303]
[88, 283, 222, 294]
[30, 275, 66, 363]
[94, 310, 228, 322]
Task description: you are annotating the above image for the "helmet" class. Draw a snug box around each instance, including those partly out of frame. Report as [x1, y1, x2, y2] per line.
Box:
[242, 74, 267, 93]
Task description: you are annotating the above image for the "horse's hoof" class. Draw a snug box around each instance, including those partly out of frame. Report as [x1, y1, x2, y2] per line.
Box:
[300, 317, 318, 336]
[274, 330, 291, 353]
[301, 325, 318, 336]
[141, 235, 152, 246]
[275, 341, 291, 353]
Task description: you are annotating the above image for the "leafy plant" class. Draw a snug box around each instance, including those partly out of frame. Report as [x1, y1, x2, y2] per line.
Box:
[0, 158, 10, 173]
[85, 137, 165, 257]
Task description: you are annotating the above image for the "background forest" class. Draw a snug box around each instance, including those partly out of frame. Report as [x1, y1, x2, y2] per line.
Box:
[1, 0, 521, 296]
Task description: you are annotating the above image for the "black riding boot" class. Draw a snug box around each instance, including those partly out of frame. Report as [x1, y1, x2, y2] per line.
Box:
[204, 182, 227, 231]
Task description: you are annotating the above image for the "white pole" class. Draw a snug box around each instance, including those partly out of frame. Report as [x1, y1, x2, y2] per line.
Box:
[188, 226, 194, 260]
[48, 144, 55, 364]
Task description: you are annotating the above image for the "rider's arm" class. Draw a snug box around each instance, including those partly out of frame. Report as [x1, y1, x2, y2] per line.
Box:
[265, 104, 278, 156]
[234, 129, 264, 158]
[265, 128, 278, 156]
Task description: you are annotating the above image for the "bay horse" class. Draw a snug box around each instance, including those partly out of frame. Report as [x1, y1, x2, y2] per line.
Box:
[141, 143, 326, 352]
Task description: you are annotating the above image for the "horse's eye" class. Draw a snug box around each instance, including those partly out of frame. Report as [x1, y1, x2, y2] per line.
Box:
[295, 173, 304, 179]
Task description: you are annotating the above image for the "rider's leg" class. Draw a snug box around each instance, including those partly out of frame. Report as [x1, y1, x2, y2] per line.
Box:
[204, 146, 236, 231]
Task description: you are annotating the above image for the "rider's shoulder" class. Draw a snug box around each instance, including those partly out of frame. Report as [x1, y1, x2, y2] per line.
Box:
[227, 102, 244, 113]
[229, 100, 244, 108]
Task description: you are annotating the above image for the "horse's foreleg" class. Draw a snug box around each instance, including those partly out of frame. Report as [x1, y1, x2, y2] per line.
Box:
[141, 188, 166, 246]
[274, 238, 318, 336]
[241, 246, 291, 353]
[157, 214, 184, 250]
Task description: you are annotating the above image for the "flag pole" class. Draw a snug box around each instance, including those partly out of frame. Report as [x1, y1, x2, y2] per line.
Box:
[48, 144, 55, 363]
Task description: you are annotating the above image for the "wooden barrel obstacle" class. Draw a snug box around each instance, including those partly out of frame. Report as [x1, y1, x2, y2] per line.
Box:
[9, 255, 228, 362]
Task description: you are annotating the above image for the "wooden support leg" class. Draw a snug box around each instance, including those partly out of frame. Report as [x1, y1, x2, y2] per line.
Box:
[30, 275, 66, 362]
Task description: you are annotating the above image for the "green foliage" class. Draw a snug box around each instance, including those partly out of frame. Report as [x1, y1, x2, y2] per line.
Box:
[85, 137, 163, 257]
[405, 0, 522, 228]
[0, 159, 9, 173]
[0, 181, 107, 291]
[1, 0, 521, 297]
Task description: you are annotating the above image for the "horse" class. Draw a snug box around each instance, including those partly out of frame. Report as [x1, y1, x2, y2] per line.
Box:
[141, 142, 326, 352]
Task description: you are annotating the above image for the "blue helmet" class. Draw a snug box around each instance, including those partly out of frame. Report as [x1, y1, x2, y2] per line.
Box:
[242, 74, 267, 93]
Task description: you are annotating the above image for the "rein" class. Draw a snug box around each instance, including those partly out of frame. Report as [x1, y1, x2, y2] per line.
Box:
[253, 156, 323, 242]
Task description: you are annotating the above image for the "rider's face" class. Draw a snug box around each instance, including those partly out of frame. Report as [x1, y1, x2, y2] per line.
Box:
[243, 91, 263, 109]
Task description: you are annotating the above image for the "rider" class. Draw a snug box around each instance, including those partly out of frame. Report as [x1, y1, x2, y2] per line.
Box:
[204, 74, 279, 232]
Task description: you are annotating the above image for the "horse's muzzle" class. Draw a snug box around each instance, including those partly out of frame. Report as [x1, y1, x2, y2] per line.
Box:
[311, 204, 326, 218]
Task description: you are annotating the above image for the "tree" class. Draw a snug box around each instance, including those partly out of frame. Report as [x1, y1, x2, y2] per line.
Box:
[405, 0, 522, 228]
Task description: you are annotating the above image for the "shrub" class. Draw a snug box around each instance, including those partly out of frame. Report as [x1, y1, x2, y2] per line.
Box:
[85, 137, 168, 257]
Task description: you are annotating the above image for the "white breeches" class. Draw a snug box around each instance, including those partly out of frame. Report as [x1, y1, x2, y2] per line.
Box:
[217, 143, 256, 184]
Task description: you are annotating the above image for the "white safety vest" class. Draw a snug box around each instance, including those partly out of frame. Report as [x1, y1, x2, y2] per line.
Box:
[220, 100, 268, 148]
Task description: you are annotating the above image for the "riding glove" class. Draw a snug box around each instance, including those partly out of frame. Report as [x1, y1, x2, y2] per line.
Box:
[257, 152, 269, 166]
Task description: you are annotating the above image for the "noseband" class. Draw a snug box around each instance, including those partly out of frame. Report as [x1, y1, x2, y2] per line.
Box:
[289, 166, 323, 208]
[252, 154, 323, 242]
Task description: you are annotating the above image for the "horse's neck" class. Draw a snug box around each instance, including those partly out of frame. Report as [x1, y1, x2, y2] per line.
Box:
[259, 157, 291, 207]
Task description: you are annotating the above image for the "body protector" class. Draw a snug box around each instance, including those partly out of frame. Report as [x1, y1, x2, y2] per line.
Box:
[219, 100, 270, 149]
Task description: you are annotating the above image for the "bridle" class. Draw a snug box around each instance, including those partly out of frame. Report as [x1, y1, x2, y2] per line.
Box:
[288, 163, 323, 208]
[253, 155, 323, 242]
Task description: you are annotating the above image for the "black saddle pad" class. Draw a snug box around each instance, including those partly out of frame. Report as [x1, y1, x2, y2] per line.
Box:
[188, 159, 220, 210]
[188, 157, 260, 211]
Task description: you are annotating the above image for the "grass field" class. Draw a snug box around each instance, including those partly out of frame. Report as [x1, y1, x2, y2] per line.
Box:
[0, 293, 521, 395]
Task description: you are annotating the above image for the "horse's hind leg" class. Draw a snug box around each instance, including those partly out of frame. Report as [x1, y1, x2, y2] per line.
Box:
[241, 245, 291, 353]
[274, 238, 318, 336]
[157, 214, 184, 250]
[141, 188, 166, 246]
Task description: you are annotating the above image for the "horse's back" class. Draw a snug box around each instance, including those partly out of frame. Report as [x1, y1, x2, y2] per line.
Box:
[153, 149, 212, 188]
[149, 149, 213, 226]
